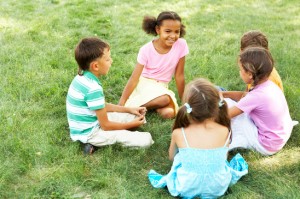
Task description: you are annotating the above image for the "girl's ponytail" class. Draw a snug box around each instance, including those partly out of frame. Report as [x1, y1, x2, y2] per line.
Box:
[216, 100, 231, 131]
[172, 106, 190, 131]
[142, 16, 157, 36]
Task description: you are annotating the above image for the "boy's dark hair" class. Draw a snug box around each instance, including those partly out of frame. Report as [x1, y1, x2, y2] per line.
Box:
[142, 11, 186, 37]
[74, 37, 110, 75]
[240, 30, 268, 51]
[173, 78, 230, 131]
[239, 47, 274, 87]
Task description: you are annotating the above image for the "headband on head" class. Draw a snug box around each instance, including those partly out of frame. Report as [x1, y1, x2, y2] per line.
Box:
[184, 103, 192, 113]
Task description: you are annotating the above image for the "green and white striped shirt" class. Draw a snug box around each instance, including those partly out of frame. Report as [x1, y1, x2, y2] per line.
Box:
[66, 71, 105, 143]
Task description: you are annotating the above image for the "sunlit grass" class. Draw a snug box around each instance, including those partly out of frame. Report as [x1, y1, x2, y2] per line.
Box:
[0, 0, 299, 198]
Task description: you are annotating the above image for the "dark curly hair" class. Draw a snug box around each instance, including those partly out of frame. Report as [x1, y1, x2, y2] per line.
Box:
[142, 11, 186, 37]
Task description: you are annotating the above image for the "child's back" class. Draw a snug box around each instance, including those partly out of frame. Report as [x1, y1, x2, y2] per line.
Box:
[148, 78, 248, 198]
[174, 121, 228, 149]
[152, 127, 246, 198]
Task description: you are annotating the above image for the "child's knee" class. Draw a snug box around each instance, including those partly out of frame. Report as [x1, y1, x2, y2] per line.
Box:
[134, 132, 154, 147]
[157, 107, 175, 119]
[145, 133, 155, 147]
[158, 95, 171, 106]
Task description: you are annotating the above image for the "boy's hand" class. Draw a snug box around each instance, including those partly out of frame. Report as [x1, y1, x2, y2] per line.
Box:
[130, 107, 147, 116]
[132, 115, 145, 126]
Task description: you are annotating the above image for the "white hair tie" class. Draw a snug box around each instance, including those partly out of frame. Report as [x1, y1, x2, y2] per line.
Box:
[184, 103, 192, 113]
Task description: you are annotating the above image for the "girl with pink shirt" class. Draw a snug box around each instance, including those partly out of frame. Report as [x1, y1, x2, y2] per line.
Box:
[119, 11, 189, 119]
[222, 47, 297, 155]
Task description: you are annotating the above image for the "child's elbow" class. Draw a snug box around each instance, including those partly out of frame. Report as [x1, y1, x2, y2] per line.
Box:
[100, 123, 112, 131]
[168, 152, 175, 161]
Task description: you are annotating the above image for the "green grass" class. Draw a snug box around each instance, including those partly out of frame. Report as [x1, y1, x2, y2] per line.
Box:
[1, 0, 299, 198]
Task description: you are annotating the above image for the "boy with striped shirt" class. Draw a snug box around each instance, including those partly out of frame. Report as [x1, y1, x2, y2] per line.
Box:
[66, 37, 153, 154]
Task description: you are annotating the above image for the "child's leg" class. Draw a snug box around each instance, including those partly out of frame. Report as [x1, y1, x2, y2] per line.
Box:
[229, 113, 256, 150]
[142, 94, 170, 109]
[225, 98, 274, 155]
[142, 95, 175, 119]
[115, 130, 154, 147]
[107, 112, 136, 123]
[86, 112, 154, 148]
[109, 112, 154, 147]
[87, 129, 154, 148]
[156, 103, 175, 119]
[229, 112, 274, 155]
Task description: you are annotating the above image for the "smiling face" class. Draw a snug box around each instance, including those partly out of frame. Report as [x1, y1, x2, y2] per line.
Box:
[156, 19, 181, 48]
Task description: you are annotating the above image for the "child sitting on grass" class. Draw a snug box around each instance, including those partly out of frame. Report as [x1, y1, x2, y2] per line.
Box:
[222, 47, 296, 155]
[66, 37, 154, 155]
[119, 11, 189, 119]
[241, 30, 283, 92]
[148, 78, 248, 199]
[222, 30, 284, 101]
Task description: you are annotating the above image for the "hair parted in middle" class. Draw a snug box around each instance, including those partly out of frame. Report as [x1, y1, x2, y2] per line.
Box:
[172, 78, 230, 131]
[142, 11, 186, 37]
[239, 46, 274, 87]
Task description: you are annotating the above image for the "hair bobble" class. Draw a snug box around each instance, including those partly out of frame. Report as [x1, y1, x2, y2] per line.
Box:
[184, 103, 192, 113]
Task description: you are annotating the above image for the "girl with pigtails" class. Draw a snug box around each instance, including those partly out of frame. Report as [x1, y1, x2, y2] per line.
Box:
[119, 11, 189, 119]
[148, 78, 248, 198]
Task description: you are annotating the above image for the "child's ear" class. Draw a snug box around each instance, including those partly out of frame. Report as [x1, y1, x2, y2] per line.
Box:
[90, 61, 99, 72]
[155, 25, 160, 35]
[247, 72, 253, 80]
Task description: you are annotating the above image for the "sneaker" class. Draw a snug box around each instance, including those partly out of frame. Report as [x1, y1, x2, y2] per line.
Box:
[83, 143, 95, 155]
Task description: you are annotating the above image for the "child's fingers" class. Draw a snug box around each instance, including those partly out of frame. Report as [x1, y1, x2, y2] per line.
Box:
[137, 115, 145, 123]
[138, 107, 147, 115]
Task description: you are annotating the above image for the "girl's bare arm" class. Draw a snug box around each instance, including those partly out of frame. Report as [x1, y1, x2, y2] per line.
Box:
[174, 57, 186, 100]
[119, 63, 144, 105]
[168, 129, 179, 161]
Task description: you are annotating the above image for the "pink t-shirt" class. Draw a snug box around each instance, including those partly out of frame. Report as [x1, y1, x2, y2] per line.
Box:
[137, 38, 189, 83]
[236, 80, 293, 152]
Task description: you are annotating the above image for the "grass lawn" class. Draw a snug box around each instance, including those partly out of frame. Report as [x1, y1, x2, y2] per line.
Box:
[1, 0, 299, 198]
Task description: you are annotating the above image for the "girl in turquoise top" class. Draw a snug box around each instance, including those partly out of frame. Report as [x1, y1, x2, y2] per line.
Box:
[148, 78, 248, 199]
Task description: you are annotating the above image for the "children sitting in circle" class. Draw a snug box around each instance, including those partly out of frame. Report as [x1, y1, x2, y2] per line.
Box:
[119, 11, 189, 119]
[66, 16, 298, 197]
[66, 37, 153, 155]
[222, 46, 295, 155]
[148, 78, 248, 199]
